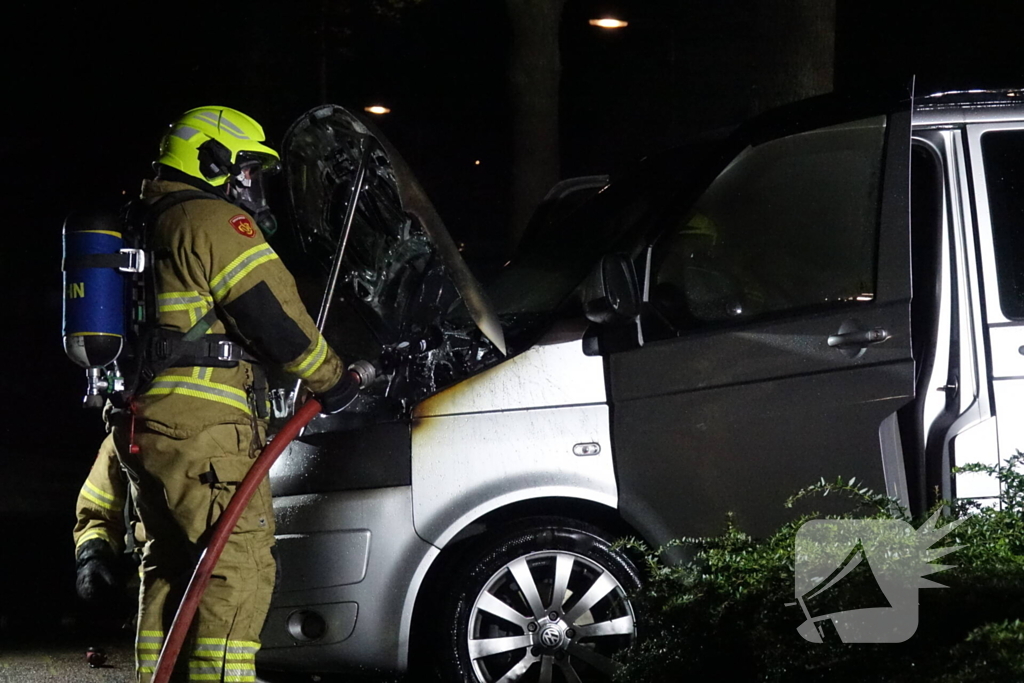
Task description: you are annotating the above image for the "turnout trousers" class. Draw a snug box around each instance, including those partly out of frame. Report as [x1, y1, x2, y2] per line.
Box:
[114, 422, 276, 683]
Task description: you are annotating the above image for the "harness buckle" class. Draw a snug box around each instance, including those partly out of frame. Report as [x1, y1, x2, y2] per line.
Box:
[117, 248, 147, 273]
[217, 340, 239, 362]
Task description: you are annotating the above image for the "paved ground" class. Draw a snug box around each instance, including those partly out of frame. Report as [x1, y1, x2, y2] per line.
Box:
[0, 639, 136, 683]
[0, 643, 388, 683]
[0, 635, 411, 683]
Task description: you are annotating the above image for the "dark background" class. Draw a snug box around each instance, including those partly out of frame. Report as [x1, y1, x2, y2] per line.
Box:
[3, 0, 1024, 666]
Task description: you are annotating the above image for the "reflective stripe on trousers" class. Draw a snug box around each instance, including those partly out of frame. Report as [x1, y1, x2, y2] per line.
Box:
[136, 630, 164, 675]
[189, 639, 258, 682]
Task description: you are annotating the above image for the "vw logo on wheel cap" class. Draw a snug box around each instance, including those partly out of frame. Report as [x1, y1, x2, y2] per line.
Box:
[539, 626, 563, 649]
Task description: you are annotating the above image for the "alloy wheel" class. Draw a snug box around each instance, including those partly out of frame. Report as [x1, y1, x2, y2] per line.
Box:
[466, 550, 636, 683]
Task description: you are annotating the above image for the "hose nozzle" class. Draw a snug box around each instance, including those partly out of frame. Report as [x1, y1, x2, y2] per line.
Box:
[347, 359, 378, 387]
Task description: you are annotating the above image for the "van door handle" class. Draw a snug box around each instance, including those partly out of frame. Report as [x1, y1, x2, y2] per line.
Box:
[827, 327, 890, 348]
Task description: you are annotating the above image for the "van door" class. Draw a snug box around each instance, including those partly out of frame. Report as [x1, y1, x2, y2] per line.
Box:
[962, 124, 1024, 504]
[905, 129, 995, 511]
[607, 107, 914, 543]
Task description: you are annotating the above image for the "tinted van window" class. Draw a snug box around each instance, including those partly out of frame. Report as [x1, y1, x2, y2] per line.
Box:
[649, 116, 886, 327]
[981, 130, 1024, 320]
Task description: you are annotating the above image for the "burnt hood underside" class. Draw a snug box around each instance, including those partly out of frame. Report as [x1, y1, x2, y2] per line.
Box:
[282, 105, 507, 413]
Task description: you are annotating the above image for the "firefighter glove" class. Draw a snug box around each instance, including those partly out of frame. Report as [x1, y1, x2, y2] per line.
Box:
[317, 369, 362, 414]
[75, 539, 119, 603]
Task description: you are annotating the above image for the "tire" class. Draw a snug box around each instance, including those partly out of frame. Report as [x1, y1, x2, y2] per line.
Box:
[438, 516, 642, 683]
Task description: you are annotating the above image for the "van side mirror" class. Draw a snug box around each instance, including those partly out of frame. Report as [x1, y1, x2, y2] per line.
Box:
[582, 254, 641, 325]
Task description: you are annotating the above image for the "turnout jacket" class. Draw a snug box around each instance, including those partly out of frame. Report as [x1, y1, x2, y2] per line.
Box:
[135, 179, 344, 437]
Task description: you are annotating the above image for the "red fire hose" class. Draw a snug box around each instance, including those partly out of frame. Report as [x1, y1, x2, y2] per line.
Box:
[151, 397, 322, 683]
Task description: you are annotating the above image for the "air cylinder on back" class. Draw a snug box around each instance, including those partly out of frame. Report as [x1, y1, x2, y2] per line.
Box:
[62, 211, 125, 370]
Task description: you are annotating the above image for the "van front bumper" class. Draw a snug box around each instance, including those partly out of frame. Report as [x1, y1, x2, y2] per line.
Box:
[257, 485, 436, 674]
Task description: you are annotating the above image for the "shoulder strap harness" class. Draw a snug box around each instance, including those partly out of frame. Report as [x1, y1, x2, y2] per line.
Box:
[124, 191, 261, 395]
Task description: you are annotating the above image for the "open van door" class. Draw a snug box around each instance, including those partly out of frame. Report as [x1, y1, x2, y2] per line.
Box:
[607, 94, 915, 544]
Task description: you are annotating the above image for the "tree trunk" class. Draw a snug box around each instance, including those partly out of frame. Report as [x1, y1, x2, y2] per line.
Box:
[505, 0, 566, 254]
[752, 0, 837, 114]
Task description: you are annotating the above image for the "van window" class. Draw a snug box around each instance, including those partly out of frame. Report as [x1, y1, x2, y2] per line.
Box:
[648, 116, 886, 328]
[980, 130, 1024, 320]
[480, 141, 722, 319]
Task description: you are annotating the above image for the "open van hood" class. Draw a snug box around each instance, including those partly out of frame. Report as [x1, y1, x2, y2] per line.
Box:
[282, 105, 506, 409]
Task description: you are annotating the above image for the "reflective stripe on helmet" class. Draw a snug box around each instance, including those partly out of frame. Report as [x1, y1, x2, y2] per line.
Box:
[171, 125, 200, 141]
[193, 111, 251, 140]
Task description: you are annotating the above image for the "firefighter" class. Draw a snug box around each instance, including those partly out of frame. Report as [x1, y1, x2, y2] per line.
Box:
[110, 106, 360, 683]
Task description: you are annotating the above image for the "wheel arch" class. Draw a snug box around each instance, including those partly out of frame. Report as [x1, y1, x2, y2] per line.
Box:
[405, 495, 648, 671]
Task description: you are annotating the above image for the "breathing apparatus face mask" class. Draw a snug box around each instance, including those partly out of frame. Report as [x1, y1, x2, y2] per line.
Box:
[226, 152, 281, 237]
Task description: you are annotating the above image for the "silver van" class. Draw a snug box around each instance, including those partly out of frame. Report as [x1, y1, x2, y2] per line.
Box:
[257, 91, 1024, 681]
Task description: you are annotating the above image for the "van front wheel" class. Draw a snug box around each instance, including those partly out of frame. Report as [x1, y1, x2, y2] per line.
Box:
[439, 517, 641, 683]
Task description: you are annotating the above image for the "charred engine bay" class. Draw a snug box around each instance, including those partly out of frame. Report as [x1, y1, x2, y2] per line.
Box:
[282, 105, 512, 423]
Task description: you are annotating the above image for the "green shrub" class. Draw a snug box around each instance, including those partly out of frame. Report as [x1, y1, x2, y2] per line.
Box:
[613, 454, 1024, 682]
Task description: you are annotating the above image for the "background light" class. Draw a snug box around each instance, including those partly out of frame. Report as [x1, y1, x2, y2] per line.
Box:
[589, 18, 628, 29]
[364, 105, 391, 115]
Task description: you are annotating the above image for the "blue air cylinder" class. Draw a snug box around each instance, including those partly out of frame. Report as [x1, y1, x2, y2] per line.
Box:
[62, 211, 125, 369]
